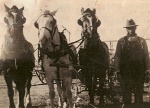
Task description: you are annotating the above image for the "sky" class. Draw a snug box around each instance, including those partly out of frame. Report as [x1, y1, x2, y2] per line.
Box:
[0, 0, 150, 55]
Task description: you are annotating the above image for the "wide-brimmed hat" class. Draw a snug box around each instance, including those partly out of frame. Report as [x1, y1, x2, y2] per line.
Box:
[123, 19, 138, 28]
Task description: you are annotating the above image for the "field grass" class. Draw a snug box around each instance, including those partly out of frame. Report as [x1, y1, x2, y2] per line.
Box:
[0, 75, 150, 108]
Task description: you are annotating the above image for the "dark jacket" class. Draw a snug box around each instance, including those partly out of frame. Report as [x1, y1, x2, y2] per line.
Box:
[114, 35, 150, 71]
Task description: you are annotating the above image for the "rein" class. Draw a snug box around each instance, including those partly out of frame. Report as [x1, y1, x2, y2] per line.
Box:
[38, 26, 64, 59]
[6, 11, 25, 30]
[38, 27, 57, 40]
[8, 23, 19, 29]
[37, 22, 84, 60]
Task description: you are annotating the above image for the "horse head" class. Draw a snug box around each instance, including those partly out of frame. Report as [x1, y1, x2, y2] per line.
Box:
[78, 8, 101, 49]
[34, 10, 60, 52]
[4, 4, 26, 38]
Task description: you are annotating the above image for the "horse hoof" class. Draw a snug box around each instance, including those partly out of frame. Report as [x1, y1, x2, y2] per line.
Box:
[9, 104, 15, 108]
[16, 105, 25, 108]
[16, 107, 25, 108]
[19, 106, 25, 108]
[63, 102, 68, 108]
[26, 103, 32, 108]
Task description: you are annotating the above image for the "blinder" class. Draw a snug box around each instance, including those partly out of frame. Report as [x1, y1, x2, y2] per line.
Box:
[34, 21, 39, 29]
[4, 17, 9, 25]
[77, 17, 101, 27]
[4, 13, 26, 27]
[22, 16, 26, 24]
[77, 18, 83, 26]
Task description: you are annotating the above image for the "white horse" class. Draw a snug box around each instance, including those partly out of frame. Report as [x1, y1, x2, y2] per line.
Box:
[34, 10, 76, 108]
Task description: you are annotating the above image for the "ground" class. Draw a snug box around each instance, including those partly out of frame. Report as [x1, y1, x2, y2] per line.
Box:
[0, 73, 150, 108]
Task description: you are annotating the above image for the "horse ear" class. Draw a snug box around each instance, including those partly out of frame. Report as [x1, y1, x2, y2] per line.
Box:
[4, 17, 8, 25]
[4, 4, 10, 12]
[51, 9, 57, 16]
[20, 6, 24, 12]
[81, 7, 84, 15]
[92, 8, 96, 14]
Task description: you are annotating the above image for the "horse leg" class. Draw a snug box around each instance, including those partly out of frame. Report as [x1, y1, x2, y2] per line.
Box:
[55, 80, 64, 108]
[25, 74, 32, 108]
[98, 76, 105, 105]
[63, 77, 73, 108]
[98, 87, 105, 104]
[88, 85, 95, 104]
[16, 85, 25, 108]
[47, 80, 55, 108]
[4, 74, 15, 108]
[88, 73, 95, 104]
[61, 81, 68, 108]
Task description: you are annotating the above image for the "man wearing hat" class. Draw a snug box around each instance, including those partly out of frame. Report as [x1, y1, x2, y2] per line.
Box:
[114, 19, 150, 107]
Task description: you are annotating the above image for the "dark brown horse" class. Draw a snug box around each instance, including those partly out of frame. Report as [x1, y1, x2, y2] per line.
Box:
[0, 4, 35, 108]
[78, 8, 110, 105]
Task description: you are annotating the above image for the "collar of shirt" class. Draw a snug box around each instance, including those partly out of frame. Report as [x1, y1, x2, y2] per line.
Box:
[127, 33, 137, 41]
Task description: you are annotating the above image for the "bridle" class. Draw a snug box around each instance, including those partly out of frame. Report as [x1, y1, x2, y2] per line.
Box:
[35, 13, 68, 60]
[5, 10, 25, 30]
[36, 14, 59, 49]
[80, 13, 99, 32]
[38, 26, 57, 41]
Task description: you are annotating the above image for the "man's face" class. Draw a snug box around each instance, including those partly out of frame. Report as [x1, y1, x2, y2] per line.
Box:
[126, 26, 136, 35]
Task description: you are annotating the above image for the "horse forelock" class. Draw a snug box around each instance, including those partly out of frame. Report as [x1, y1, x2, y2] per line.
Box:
[4, 8, 25, 32]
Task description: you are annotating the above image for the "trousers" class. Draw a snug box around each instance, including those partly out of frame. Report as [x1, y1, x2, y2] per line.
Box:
[120, 62, 145, 104]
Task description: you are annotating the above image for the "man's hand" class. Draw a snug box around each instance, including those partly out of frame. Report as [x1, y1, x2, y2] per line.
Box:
[145, 70, 150, 74]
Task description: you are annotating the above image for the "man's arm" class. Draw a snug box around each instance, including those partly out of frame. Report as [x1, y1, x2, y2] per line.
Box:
[114, 39, 122, 70]
[142, 39, 150, 71]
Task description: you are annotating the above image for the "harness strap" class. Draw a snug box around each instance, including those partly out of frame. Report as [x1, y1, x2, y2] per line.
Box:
[38, 26, 59, 48]
[15, 59, 18, 69]
[56, 65, 60, 81]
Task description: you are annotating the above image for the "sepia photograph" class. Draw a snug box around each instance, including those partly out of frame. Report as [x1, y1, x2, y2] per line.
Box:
[0, 0, 150, 108]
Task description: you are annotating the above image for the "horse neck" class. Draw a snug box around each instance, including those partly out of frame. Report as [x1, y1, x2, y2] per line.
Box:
[53, 28, 60, 46]
[4, 28, 26, 51]
[44, 28, 61, 51]
[92, 28, 98, 35]
[84, 30, 100, 48]
[6, 27, 25, 39]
